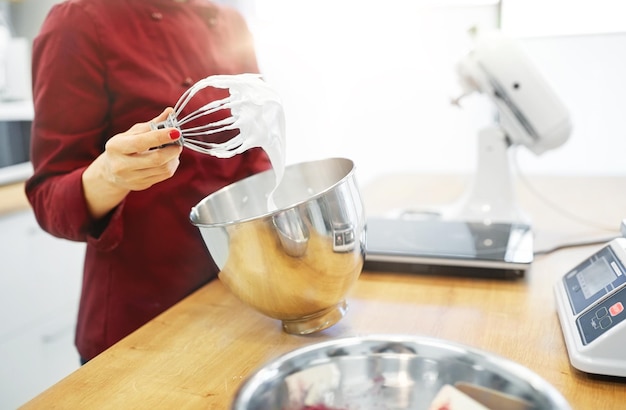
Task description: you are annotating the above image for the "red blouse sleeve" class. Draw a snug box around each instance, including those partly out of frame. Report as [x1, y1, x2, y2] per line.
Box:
[25, 2, 121, 246]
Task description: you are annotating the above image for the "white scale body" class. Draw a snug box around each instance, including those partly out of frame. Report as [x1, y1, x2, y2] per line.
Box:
[554, 237, 626, 377]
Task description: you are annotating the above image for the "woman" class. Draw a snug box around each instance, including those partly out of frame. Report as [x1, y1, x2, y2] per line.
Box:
[25, 0, 270, 362]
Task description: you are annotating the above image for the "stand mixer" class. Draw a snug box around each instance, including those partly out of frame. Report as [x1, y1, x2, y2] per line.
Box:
[365, 29, 572, 278]
[448, 29, 572, 225]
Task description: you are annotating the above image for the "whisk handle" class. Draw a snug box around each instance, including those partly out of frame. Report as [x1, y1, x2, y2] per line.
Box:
[149, 114, 184, 150]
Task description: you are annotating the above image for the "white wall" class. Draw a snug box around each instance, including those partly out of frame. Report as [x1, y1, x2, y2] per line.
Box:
[513, 33, 626, 177]
[251, 2, 499, 185]
[248, 1, 626, 185]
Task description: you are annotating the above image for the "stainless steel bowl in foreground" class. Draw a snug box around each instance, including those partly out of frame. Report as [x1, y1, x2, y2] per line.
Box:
[231, 335, 572, 410]
[190, 158, 365, 335]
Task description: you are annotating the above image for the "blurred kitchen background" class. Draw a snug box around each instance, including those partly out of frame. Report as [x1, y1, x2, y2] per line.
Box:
[1, 0, 625, 408]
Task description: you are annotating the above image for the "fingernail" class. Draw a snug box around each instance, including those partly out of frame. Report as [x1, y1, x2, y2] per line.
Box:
[169, 129, 181, 140]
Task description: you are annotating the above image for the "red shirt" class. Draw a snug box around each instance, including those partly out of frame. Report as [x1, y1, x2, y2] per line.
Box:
[25, 0, 270, 360]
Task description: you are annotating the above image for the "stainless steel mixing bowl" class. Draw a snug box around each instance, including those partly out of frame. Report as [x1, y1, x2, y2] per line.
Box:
[190, 157, 365, 335]
[231, 335, 572, 410]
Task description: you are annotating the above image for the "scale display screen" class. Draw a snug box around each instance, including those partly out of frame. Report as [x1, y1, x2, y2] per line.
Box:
[563, 246, 626, 315]
[577, 256, 616, 299]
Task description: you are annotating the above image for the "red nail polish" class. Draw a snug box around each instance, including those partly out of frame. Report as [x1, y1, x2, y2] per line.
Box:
[169, 129, 181, 140]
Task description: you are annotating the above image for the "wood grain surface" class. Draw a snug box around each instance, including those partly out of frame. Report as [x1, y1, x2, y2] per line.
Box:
[20, 174, 626, 409]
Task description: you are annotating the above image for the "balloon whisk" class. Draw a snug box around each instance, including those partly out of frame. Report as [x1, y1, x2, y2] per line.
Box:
[151, 73, 286, 160]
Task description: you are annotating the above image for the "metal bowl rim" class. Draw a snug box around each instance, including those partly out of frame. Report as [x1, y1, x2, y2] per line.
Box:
[231, 333, 572, 410]
[189, 157, 357, 228]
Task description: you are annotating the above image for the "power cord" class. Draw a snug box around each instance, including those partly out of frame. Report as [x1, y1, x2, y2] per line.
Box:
[512, 151, 618, 232]
[534, 236, 619, 256]
[511, 150, 621, 255]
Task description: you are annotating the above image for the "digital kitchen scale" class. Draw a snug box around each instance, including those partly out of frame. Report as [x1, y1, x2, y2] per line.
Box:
[554, 237, 626, 377]
[364, 217, 533, 279]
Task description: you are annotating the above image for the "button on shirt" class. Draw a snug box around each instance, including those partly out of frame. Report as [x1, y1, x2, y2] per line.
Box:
[26, 0, 270, 361]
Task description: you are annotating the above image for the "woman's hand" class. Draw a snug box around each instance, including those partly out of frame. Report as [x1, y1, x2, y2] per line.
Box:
[82, 108, 183, 219]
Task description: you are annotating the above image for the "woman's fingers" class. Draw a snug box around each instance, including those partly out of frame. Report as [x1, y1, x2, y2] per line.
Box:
[117, 108, 180, 153]
[99, 108, 183, 191]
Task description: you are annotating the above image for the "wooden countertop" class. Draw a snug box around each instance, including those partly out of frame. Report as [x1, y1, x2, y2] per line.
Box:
[0, 182, 29, 216]
[20, 173, 626, 409]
